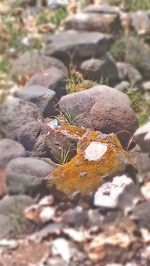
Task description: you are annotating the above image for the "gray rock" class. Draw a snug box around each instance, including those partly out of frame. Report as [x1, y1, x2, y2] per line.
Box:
[131, 11, 150, 36]
[64, 12, 120, 34]
[83, 4, 120, 14]
[59, 92, 95, 129]
[90, 95, 138, 141]
[15, 85, 56, 116]
[59, 85, 138, 145]
[45, 30, 113, 65]
[117, 62, 142, 86]
[124, 37, 150, 79]
[11, 50, 68, 82]
[17, 121, 44, 151]
[0, 97, 43, 139]
[6, 157, 54, 194]
[134, 122, 150, 154]
[26, 67, 67, 98]
[0, 139, 26, 167]
[17, 121, 53, 158]
[142, 81, 150, 92]
[130, 202, 150, 230]
[0, 195, 33, 239]
[80, 55, 118, 83]
[115, 81, 130, 91]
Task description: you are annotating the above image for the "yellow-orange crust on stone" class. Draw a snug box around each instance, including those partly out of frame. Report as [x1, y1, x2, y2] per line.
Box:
[53, 131, 131, 196]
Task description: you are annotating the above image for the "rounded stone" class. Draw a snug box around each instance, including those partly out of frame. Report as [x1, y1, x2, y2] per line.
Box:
[6, 157, 54, 194]
[0, 97, 43, 139]
[0, 139, 26, 167]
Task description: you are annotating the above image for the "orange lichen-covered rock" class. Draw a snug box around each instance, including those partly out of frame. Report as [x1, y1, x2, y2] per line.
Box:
[52, 131, 131, 196]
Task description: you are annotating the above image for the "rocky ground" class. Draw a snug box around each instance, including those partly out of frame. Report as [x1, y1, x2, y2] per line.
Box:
[0, 0, 150, 265]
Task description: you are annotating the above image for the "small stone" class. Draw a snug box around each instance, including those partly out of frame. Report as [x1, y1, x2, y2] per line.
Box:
[131, 11, 150, 36]
[64, 12, 120, 34]
[0, 139, 26, 167]
[45, 30, 113, 65]
[80, 55, 118, 84]
[26, 67, 67, 98]
[0, 97, 43, 139]
[15, 85, 56, 116]
[11, 50, 68, 85]
[83, 4, 120, 14]
[93, 175, 138, 209]
[6, 157, 54, 194]
[134, 122, 150, 154]
[117, 62, 142, 86]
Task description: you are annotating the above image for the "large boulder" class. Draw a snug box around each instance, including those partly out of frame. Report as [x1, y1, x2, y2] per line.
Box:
[6, 157, 54, 194]
[45, 30, 113, 65]
[15, 85, 56, 116]
[64, 12, 121, 34]
[80, 55, 118, 83]
[0, 97, 43, 139]
[11, 50, 68, 85]
[59, 85, 138, 145]
[25, 67, 67, 98]
[0, 139, 26, 167]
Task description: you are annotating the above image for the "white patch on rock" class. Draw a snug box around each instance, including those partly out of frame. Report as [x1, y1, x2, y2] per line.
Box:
[94, 175, 134, 208]
[84, 141, 107, 161]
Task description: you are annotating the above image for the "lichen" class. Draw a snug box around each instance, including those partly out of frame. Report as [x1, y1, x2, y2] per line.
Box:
[52, 131, 131, 196]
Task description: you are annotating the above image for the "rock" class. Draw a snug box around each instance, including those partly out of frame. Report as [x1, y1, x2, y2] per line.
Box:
[15, 85, 56, 116]
[62, 206, 88, 227]
[0, 168, 7, 198]
[11, 50, 68, 85]
[130, 202, 150, 231]
[134, 122, 150, 154]
[115, 81, 130, 91]
[142, 81, 150, 92]
[26, 67, 67, 98]
[134, 152, 150, 173]
[45, 30, 113, 65]
[51, 131, 130, 196]
[64, 12, 120, 34]
[131, 11, 150, 36]
[0, 139, 26, 167]
[59, 91, 96, 129]
[90, 94, 138, 144]
[117, 62, 142, 86]
[59, 85, 138, 145]
[6, 157, 54, 194]
[45, 124, 85, 163]
[16, 121, 49, 157]
[0, 195, 33, 239]
[93, 175, 141, 210]
[83, 4, 120, 14]
[80, 55, 118, 83]
[124, 37, 150, 79]
[0, 96, 43, 139]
